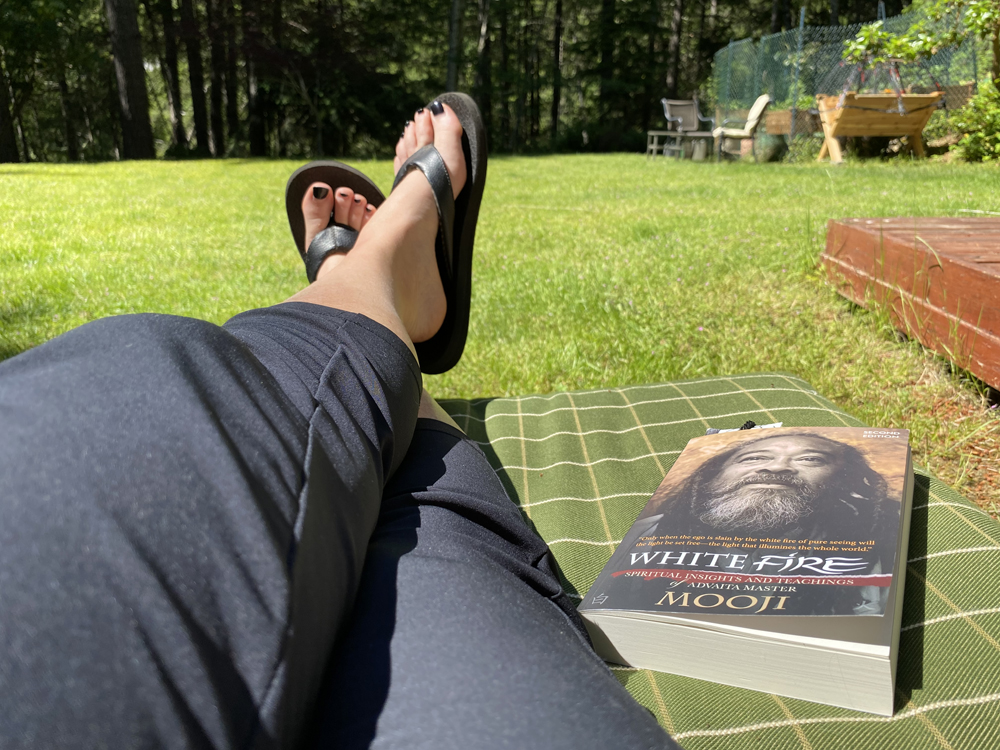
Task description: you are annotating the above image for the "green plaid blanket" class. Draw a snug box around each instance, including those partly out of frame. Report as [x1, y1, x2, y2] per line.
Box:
[441, 373, 1000, 750]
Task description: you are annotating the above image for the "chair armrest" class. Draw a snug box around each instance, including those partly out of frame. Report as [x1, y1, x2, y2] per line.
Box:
[698, 113, 716, 130]
[720, 118, 747, 128]
[664, 115, 682, 130]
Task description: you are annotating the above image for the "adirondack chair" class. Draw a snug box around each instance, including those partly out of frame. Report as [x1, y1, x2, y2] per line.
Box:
[712, 94, 771, 161]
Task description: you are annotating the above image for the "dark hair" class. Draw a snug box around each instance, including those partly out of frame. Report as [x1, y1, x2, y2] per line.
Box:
[655, 432, 889, 525]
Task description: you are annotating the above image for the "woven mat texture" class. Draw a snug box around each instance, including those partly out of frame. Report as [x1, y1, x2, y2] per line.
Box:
[441, 373, 1000, 750]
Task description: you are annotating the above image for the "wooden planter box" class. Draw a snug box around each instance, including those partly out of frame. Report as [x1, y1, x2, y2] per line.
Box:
[764, 109, 820, 136]
[822, 217, 1000, 389]
[816, 92, 943, 163]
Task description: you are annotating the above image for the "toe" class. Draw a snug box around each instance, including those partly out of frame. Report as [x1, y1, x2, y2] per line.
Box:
[402, 119, 416, 158]
[429, 101, 467, 198]
[302, 182, 334, 250]
[348, 193, 368, 230]
[414, 107, 433, 149]
[333, 188, 355, 226]
[361, 203, 377, 229]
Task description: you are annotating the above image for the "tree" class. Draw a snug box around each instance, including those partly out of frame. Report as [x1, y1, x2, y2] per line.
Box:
[104, 0, 155, 159]
[0, 61, 19, 162]
[179, 0, 211, 155]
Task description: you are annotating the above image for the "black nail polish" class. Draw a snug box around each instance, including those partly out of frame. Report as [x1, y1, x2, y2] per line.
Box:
[354, 196, 361, 203]
[313, 187, 329, 199]
[405, 120, 412, 127]
[337, 190, 348, 197]
[429, 100, 444, 116]
[416, 107, 425, 114]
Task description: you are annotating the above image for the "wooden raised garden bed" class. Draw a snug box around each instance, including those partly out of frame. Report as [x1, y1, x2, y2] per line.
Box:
[764, 109, 820, 136]
[815, 92, 943, 163]
[822, 217, 1000, 389]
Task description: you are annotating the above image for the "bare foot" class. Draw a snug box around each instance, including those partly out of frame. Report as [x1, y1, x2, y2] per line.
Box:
[300, 184, 377, 279]
[287, 102, 468, 361]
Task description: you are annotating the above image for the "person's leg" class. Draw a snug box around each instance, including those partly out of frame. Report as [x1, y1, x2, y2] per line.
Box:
[306, 401, 682, 750]
[0, 105, 469, 748]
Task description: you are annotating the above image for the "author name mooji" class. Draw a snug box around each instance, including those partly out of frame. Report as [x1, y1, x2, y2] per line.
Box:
[655, 591, 792, 613]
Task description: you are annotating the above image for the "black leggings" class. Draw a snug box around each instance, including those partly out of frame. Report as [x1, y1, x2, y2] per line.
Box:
[0, 303, 677, 749]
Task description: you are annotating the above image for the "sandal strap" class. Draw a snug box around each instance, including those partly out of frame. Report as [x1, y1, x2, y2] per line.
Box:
[304, 224, 357, 283]
[391, 145, 455, 280]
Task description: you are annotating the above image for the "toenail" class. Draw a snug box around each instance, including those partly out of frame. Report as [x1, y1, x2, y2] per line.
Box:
[313, 187, 329, 199]
[417, 107, 424, 114]
[429, 100, 444, 116]
[405, 120, 412, 127]
[354, 196, 361, 203]
[337, 190, 348, 197]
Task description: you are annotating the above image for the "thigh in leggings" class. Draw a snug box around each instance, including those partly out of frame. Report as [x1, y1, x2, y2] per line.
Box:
[307, 420, 682, 750]
[0, 302, 420, 749]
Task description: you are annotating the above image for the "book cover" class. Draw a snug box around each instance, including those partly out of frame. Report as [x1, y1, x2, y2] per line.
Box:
[581, 427, 911, 618]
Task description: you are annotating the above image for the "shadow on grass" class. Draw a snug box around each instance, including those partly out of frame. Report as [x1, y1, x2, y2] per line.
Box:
[894, 472, 930, 708]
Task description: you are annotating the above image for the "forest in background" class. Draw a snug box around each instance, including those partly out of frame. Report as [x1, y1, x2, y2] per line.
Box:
[0, 0, 912, 161]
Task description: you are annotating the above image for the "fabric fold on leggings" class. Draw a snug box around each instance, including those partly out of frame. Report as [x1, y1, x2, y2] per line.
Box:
[0, 304, 420, 749]
[307, 419, 681, 750]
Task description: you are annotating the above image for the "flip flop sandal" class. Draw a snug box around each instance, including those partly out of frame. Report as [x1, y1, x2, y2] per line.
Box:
[285, 161, 386, 283]
[391, 92, 487, 374]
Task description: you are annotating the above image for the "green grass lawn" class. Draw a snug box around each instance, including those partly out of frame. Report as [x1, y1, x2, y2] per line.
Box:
[1, 155, 998, 511]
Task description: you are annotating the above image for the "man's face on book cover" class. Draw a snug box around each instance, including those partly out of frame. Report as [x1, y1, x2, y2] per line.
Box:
[698, 436, 844, 531]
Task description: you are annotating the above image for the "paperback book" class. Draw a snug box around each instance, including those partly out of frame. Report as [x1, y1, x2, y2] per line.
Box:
[578, 426, 913, 715]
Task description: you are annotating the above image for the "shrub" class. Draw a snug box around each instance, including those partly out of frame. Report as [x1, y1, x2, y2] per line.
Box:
[953, 84, 1000, 162]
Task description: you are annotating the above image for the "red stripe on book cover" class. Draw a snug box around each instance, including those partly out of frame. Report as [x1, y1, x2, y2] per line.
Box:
[610, 569, 893, 586]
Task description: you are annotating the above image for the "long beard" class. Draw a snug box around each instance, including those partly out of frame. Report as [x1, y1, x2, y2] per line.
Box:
[697, 475, 817, 532]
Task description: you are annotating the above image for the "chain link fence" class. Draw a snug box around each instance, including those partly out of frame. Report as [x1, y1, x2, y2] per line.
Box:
[711, 9, 983, 137]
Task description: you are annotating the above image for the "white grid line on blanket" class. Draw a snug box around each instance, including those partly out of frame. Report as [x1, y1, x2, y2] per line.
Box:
[441, 387, 823, 424]
[547, 537, 622, 546]
[908, 545, 1000, 563]
[664, 692, 1000, 740]
[521, 491, 650, 509]
[438, 374, 817, 406]
[913, 501, 991, 517]
[472, 406, 864, 447]
[494, 450, 681, 473]
[901, 607, 1000, 632]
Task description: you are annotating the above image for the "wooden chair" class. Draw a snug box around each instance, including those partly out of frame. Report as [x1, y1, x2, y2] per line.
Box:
[712, 94, 771, 161]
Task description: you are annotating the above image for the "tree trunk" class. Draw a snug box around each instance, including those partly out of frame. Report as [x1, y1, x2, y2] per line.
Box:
[770, 0, 781, 33]
[692, 0, 706, 87]
[474, 0, 492, 139]
[447, 0, 465, 91]
[0, 62, 20, 162]
[104, 0, 156, 159]
[206, 0, 226, 155]
[499, 0, 510, 150]
[598, 0, 616, 109]
[179, 0, 211, 155]
[224, 0, 239, 148]
[665, 0, 684, 99]
[243, 0, 266, 156]
[993, 25, 1000, 90]
[58, 68, 80, 162]
[143, 0, 188, 151]
[642, 0, 660, 131]
[830, 0, 839, 25]
[550, 0, 562, 141]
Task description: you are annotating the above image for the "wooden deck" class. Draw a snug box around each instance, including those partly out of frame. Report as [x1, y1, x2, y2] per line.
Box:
[822, 218, 1000, 389]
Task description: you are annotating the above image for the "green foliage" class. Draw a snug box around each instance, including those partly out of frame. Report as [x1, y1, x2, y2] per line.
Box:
[953, 83, 1000, 160]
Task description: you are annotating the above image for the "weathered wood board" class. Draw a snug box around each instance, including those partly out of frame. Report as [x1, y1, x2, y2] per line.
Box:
[822, 217, 1000, 389]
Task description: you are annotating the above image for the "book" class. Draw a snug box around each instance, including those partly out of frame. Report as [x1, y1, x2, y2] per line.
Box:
[578, 426, 913, 716]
